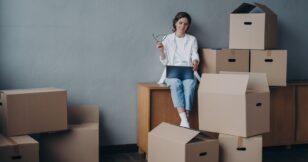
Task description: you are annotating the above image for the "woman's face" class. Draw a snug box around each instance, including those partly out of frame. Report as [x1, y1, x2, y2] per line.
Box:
[175, 17, 189, 34]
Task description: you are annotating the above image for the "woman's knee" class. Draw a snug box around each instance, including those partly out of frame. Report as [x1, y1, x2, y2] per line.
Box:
[166, 78, 183, 89]
[183, 79, 196, 89]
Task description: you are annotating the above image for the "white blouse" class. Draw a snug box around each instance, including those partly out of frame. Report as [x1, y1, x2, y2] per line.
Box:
[158, 33, 200, 84]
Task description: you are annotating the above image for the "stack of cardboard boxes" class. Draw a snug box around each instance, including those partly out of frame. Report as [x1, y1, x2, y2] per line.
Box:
[148, 2, 287, 162]
[40, 105, 99, 162]
[201, 2, 287, 87]
[0, 88, 67, 162]
[0, 88, 99, 162]
[198, 2, 287, 162]
[198, 72, 269, 162]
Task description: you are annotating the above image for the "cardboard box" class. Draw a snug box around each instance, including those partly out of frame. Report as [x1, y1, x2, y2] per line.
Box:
[219, 134, 262, 162]
[40, 105, 99, 162]
[148, 122, 219, 162]
[0, 134, 39, 162]
[250, 50, 287, 86]
[229, 3, 277, 49]
[198, 73, 270, 137]
[201, 49, 249, 73]
[0, 88, 68, 136]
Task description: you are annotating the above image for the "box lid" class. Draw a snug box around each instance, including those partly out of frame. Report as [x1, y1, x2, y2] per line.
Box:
[221, 72, 269, 92]
[0, 134, 38, 147]
[199, 73, 249, 94]
[232, 3, 256, 13]
[68, 105, 99, 124]
[199, 73, 269, 94]
[246, 73, 269, 92]
[220, 71, 269, 92]
[232, 2, 276, 15]
[149, 122, 199, 145]
[1, 87, 65, 95]
[69, 123, 99, 130]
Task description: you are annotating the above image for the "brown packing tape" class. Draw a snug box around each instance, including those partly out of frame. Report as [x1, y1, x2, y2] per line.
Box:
[266, 50, 272, 57]
[231, 49, 235, 56]
[7, 137, 22, 160]
[228, 50, 236, 63]
[237, 137, 247, 151]
[265, 50, 274, 63]
[237, 136, 243, 148]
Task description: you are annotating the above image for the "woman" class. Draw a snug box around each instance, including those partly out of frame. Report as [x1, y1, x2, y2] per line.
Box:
[155, 12, 199, 128]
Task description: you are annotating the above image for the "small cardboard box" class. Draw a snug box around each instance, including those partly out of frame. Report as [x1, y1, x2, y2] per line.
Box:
[201, 49, 249, 73]
[148, 122, 219, 162]
[219, 134, 262, 162]
[0, 88, 68, 136]
[40, 105, 99, 162]
[198, 73, 270, 137]
[229, 3, 277, 49]
[250, 50, 287, 86]
[0, 134, 39, 162]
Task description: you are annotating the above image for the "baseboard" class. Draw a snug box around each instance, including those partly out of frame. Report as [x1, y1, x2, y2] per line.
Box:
[101, 144, 138, 154]
[264, 143, 308, 151]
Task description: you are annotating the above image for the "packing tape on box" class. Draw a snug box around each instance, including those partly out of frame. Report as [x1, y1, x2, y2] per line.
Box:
[265, 51, 274, 62]
[228, 50, 236, 62]
[231, 49, 235, 56]
[7, 137, 22, 160]
[237, 137, 246, 151]
[266, 50, 272, 57]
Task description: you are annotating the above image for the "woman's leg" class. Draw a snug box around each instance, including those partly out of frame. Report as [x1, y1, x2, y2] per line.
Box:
[183, 79, 197, 116]
[165, 78, 189, 128]
[165, 78, 185, 109]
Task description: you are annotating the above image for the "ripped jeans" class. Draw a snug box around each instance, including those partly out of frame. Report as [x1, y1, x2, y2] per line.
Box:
[165, 78, 196, 111]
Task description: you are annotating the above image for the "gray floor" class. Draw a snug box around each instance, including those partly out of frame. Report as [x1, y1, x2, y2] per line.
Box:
[102, 146, 308, 162]
[263, 146, 308, 162]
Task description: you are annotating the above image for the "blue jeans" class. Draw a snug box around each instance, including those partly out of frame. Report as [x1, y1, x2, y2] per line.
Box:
[165, 78, 197, 111]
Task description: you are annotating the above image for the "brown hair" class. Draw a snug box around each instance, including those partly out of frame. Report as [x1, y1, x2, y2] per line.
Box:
[172, 12, 192, 32]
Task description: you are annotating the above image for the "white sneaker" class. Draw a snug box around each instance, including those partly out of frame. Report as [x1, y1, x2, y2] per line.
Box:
[180, 120, 190, 128]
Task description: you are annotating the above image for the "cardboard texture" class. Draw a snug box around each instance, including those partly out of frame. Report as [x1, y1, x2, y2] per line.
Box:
[219, 134, 262, 162]
[0, 134, 39, 162]
[250, 50, 287, 86]
[201, 49, 249, 73]
[148, 122, 219, 162]
[0, 87, 68, 136]
[40, 105, 99, 162]
[229, 3, 277, 49]
[198, 73, 270, 137]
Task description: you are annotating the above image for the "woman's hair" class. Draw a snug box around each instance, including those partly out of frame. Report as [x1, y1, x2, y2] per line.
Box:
[172, 12, 192, 32]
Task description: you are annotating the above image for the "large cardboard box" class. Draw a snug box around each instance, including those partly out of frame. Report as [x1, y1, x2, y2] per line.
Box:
[0, 134, 39, 162]
[201, 49, 249, 73]
[40, 105, 99, 162]
[250, 50, 287, 86]
[219, 134, 262, 162]
[148, 122, 219, 162]
[229, 3, 277, 49]
[0, 88, 68, 136]
[198, 73, 270, 137]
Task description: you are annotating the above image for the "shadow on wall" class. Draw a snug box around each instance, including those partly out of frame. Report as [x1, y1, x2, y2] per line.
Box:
[278, 20, 301, 80]
[99, 108, 112, 146]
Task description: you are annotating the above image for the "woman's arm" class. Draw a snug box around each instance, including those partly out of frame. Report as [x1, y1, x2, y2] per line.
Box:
[156, 40, 168, 65]
[191, 37, 199, 71]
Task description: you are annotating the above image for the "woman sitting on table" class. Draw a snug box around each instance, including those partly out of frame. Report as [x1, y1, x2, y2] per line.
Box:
[155, 12, 199, 128]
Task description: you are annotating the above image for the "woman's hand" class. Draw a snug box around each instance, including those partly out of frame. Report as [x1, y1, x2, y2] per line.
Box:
[156, 41, 164, 49]
[156, 41, 165, 59]
[192, 60, 199, 71]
